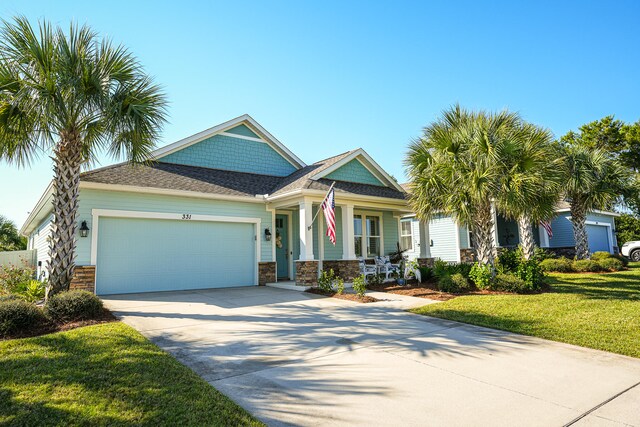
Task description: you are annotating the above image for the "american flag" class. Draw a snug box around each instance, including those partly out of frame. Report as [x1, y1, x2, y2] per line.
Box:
[540, 221, 553, 239]
[321, 187, 336, 245]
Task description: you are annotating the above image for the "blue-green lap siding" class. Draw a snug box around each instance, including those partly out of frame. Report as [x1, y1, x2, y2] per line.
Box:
[325, 159, 385, 186]
[160, 134, 297, 176]
[76, 189, 273, 266]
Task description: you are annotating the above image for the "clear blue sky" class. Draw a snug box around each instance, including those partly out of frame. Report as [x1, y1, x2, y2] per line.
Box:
[1, 0, 639, 226]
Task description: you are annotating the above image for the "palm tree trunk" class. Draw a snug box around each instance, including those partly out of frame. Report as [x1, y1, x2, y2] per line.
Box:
[518, 214, 535, 260]
[471, 203, 497, 271]
[47, 138, 82, 297]
[570, 201, 590, 260]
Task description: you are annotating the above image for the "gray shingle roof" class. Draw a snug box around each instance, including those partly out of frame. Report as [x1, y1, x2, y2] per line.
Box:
[80, 153, 407, 201]
[81, 162, 282, 197]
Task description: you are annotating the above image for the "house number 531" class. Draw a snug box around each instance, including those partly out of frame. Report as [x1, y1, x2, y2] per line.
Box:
[182, 214, 192, 220]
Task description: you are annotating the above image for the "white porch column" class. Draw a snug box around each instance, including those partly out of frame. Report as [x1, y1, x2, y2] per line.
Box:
[341, 204, 356, 259]
[419, 220, 431, 258]
[299, 199, 314, 261]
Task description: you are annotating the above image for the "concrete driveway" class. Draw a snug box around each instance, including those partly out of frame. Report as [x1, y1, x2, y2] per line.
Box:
[103, 286, 640, 427]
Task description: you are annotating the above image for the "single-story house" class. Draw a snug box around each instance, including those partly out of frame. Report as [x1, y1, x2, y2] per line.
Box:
[21, 114, 428, 295]
[401, 201, 619, 263]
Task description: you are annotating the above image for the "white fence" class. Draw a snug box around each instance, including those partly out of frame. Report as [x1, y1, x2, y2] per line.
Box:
[0, 249, 37, 268]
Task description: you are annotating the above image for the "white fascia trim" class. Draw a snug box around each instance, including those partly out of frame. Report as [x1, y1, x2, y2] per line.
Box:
[90, 209, 262, 287]
[309, 148, 405, 192]
[80, 181, 265, 204]
[555, 208, 620, 217]
[150, 114, 306, 169]
[20, 181, 54, 236]
[266, 188, 411, 208]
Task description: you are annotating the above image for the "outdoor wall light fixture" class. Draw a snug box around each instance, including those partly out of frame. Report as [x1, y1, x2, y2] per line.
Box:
[80, 220, 90, 238]
[264, 228, 272, 241]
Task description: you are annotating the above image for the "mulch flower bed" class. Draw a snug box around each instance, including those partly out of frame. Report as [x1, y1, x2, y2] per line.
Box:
[1, 308, 117, 341]
[305, 288, 379, 303]
[366, 281, 524, 301]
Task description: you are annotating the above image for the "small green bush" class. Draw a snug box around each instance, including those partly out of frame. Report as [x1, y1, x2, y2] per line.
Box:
[418, 267, 432, 283]
[590, 251, 612, 261]
[433, 260, 472, 280]
[0, 299, 47, 337]
[335, 279, 345, 295]
[613, 253, 630, 267]
[572, 259, 602, 273]
[491, 273, 531, 293]
[0, 264, 34, 294]
[20, 280, 46, 303]
[45, 290, 103, 322]
[317, 269, 337, 293]
[540, 257, 574, 272]
[352, 275, 367, 297]
[515, 259, 545, 291]
[469, 263, 491, 290]
[497, 249, 520, 273]
[437, 273, 470, 293]
[596, 257, 624, 272]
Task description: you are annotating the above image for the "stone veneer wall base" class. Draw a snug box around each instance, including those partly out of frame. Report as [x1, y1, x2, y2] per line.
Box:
[258, 262, 276, 285]
[320, 260, 360, 281]
[69, 266, 96, 294]
[295, 260, 319, 286]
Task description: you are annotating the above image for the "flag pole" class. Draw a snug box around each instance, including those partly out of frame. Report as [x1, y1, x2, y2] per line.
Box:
[307, 181, 336, 231]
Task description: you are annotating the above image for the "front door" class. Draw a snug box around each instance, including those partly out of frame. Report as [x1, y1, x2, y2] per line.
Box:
[276, 214, 289, 279]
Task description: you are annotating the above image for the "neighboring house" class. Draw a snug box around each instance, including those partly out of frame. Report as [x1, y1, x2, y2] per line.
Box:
[21, 115, 422, 295]
[401, 201, 619, 263]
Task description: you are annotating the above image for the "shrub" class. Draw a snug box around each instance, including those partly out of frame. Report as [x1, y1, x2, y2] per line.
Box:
[317, 269, 337, 293]
[591, 251, 612, 261]
[515, 259, 545, 291]
[352, 275, 367, 297]
[497, 249, 520, 273]
[45, 290, 103, 322]
[0, 264, 34, 294]
[596, 257, 624, 272]
[540, 257, 574, 272]
[437, 273, 470, 293]
[0, 299, 47, 337]
[432, 259, 450, 280]
[572, 259, 602, 273]
[335, 278, 345, 295]
[433, 260, 472, 280]
[491, 273, 531, 293]
[469, 263, 491, 290]
[19, 280, 47, 303]
[418, 267, 433, 283]
[613, 253, 630, 267]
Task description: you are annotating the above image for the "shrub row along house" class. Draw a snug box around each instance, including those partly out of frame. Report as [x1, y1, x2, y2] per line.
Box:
[19, 115, 617, 295]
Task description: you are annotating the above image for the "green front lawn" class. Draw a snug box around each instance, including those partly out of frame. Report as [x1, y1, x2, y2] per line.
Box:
[412, 263, 640, 358]
[0, 322, 262, 426]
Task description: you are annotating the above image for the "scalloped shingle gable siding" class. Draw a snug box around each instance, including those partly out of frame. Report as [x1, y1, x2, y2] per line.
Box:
[160, 134, 297, 176]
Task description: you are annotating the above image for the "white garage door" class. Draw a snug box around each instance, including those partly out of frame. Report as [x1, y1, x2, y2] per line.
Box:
[96, 217, 256, 295]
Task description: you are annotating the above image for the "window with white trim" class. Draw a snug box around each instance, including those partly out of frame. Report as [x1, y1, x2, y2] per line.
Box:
[401, 220, 413, 250]
[354, 214, 382, 258]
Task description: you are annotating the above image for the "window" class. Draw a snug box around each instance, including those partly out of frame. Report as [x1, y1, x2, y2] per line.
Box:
[401, 220, 413, 250]
[366, 216, 380, 257]
[354, 214, 382, 258]
[354, 216, 363, 257]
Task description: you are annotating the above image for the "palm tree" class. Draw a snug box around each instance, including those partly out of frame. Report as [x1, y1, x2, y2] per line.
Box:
[405, 105, 520, 269]
[0, 215, 26, 251]
[561, 145, 631, 259]
[0, 17, 167, 295]
[495, 123, 562, 260]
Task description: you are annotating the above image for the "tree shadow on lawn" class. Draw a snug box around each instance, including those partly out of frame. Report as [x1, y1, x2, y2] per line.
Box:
[0, 324, 259, 427]
[547, 270, 640, 301]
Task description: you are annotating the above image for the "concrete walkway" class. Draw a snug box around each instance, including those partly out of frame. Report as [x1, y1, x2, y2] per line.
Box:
[103, 287, 640, 427]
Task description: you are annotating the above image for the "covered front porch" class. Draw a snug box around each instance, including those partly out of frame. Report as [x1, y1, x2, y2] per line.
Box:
[268, 195, 417, 285]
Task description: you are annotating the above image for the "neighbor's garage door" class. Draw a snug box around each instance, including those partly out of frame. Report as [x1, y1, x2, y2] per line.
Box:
[587, 224, 610, 253]
[96, 217, 256, 295]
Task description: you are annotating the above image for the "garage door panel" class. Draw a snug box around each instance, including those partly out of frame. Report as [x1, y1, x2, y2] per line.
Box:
[96, 217, 256, 295]
[587, 224, 610, 253]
